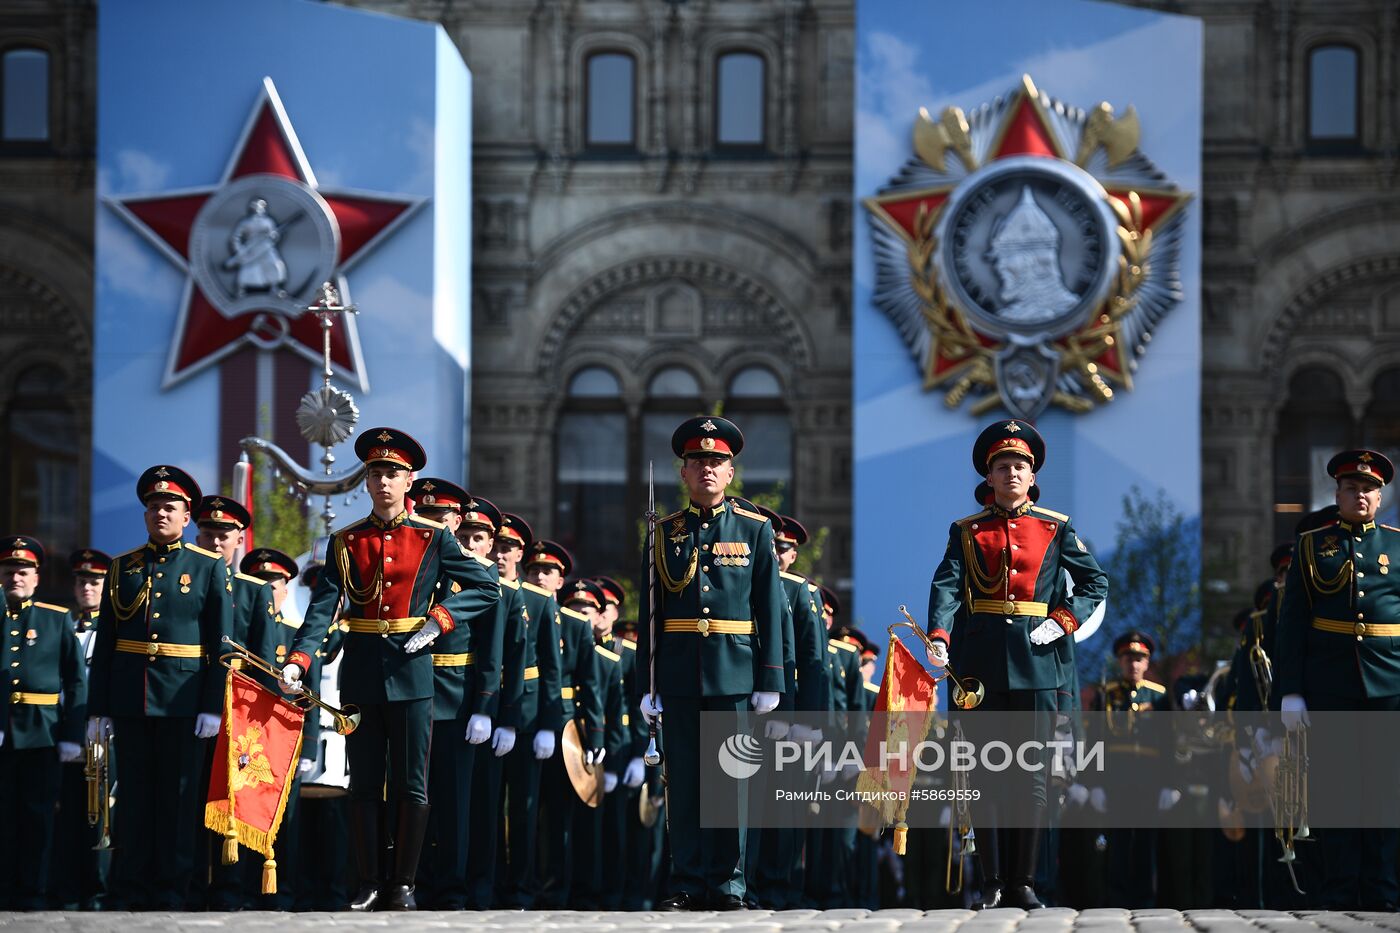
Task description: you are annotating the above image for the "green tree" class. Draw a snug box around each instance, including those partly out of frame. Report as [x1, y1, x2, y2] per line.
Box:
[225, 449, 316, 560]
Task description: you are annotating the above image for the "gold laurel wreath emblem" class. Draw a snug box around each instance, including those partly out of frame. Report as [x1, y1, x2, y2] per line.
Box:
[907, 190, 1151, 416]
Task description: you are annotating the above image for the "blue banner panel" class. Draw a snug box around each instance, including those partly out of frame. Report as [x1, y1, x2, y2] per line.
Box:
[94, 0, 471, 550]
[854, 0, 1202, 673]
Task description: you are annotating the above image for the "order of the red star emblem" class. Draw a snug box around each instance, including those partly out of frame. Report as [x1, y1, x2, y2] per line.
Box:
[864, 75, 1192, 420]
[105, 76, 424, 391]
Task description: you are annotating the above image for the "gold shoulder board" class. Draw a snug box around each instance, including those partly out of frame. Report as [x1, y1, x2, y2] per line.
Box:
[560, 605, 589, 622]
[1140, 679, 1166, 693]
[415, 514, 447, 530]
[956, 509, 991, 527]
[732, 504, 767, 522]
[864, 680, 880, 693]
[186, 543, 221, 559]
[659, 508, 686, 524]
[522, 581, 552, 597]
[472, 553, 494, 567]
[619, 639, 636, 650]
[34, 601, 69, 613]
[830, 638, 857, 653]
[1031, 505, 1070, 522]
[595, 644, 621, 663]
[235, 572, 266, 585]
[780, 571, 808, 584]
[501, 578, 521, 590]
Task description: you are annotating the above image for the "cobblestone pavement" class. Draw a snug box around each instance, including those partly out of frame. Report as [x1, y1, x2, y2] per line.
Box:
[2, 910, 1400, 932]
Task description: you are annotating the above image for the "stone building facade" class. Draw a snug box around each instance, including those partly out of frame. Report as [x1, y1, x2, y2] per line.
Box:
[3, 0, 1399, 619]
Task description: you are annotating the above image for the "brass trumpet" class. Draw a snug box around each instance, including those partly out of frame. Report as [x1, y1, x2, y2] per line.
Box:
[1269, 725, 1311, 894]
[894, 606, 984, 710]
[219, 637, 362, 735]
[84, 734, 112, 850]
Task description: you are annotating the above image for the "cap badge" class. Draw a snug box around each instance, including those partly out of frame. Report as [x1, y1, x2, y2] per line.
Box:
[1360, 464, 1373, 474]
[11, 538, 23, 547]
[421, 494, 436, 505]
[467, 500, 479, 510]
[701, 419, 718, 432]
[209, 498, 225, 508]
[700, 437, 716, 451]
[1360, 452, 1374, 462]
[421, 481, 435, 491]
[155, 481, 170, 491]
[376, 430, 394, 442]
[1005, 422, 1021, 433]
[154, 467, 171, 477]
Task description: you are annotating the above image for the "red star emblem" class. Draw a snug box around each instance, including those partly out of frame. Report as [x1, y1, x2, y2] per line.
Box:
[865, 75, 1191, 402]
[105, 77, 424, 390]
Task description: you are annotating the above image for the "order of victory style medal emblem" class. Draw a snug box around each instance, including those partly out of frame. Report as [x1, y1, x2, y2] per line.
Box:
[865, 75, 1191, 420]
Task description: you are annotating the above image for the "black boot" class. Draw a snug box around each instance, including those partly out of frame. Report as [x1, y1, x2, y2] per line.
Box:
[348, 801, 381, 912]
[1003, 826, 1045, 910]
[973, 824, 1003, 909]
[381, 801, 431, 911]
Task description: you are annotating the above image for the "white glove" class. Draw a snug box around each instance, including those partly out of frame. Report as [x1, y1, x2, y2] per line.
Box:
[0, 730, 4, 747]
[57, 740, 82, 763]
[1029, 618, 1067, 645]
[404, 616, 443, 654]
[1158, 787, 1182, 811]
[640, 693, 664, 725]
[279, 663, 304, 694]
[533, 729, 556, 760]
[492, 726, 516, 757]
[604, 772, 619, 794]
[750, 691, 780, 714]
[927, 641, 949, 668]
[298, 757, 315, 775]
[194, 713, 222, 739]
[86, 716, 112, 744]
[623, 756, 645, 788]
[1281, 694, 1310, 731]
[1066, 783, 1089, 807]
[764, 718, 790, 740]
[584, 747, 606, 768]
[789, 724, 824, 746]
[466, 713, 492, 744]
[1089, 787, 1108, 813]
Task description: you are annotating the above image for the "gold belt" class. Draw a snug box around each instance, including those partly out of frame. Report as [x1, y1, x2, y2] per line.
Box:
[560, 686, 576, 700]
[970, 599, 1049, 618]
[663, 619, 754, 637]
[114, 638, 204, 659]
[524, 665, 539, 681]
[1313, 617, 1400, 637]
[10, 691, 58, 705]
[343, 617, 425, 635]
[431, 652, 475, 667]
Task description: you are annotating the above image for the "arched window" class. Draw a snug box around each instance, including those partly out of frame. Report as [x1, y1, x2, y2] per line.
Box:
[716, 51, 765, 147]
[3, 364, 78, 601]
[554, 365, 628, 573]
[726, 366, 791, 511]
[640, 366, 704, 518]
[1308, 44, 1359, 145]
[648, 366, 700, 397]
[2, 47, 49, 143]
[1273, 366, 1351, 542]
[586, 52, 635, 148]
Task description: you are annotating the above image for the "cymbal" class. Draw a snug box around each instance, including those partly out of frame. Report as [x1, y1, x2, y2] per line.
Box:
[562, 718, 602, 808]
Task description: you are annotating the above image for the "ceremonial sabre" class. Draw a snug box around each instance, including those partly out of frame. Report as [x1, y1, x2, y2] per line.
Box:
[643, 460, 663, 767]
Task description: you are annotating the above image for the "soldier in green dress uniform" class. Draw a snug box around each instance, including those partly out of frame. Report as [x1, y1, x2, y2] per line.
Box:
[51, 548, 111, 910]
[531, 539, 606, 907]
[87, 465, 232, 909]
[1276, 449, 1400, 910]
[403, 482, 508, 909]
[279, 430, 500, 912]
[494, 514, 566, 908]
[636, 415, 785, 911]
[0, 536, 86, 909]
[927, 420, 1108, 911]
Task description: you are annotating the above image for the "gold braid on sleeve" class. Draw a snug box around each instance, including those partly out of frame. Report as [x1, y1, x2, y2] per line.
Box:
[655, 532, 698, 594]
[1301, 534, 1351, 596]
[961, 530, 1007, 596]
[107, 564, 151, 623]
[335, 536, 383, 606]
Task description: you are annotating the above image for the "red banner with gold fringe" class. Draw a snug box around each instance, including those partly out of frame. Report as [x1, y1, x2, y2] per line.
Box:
[205, 668, 304, 894]
[856, 635, 939, 852]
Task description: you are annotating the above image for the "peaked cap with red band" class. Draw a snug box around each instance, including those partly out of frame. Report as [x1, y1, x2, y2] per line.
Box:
[820, 585, 841, 617]
[240, 547, 298, 581]
[594, 575, 625, 607]
[526, 539, 573, 577]
[354, 426, 426, 472]
[410, 477, 468, 513]
[1327, 448, 1394, 487]
[498, 513, 534, 551]
[1113, 630, 1154, 658]
[972, 419, 1045, 476]
[196, 495, 252, 530]
[672, 415, 744, 460]
[459, 494, 501, 534]
[1295, 505, 1340, 536]
[138, 465, 202, 506]
[778, 515, 810, 548]
[563, 577, 605, 610]
[1269, 543, 1293, 573]
[0, 535, 45, 568]
[69, 548, 112, 577]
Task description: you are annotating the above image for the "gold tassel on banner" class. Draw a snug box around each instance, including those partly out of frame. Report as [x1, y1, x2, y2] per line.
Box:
[893, 821, 909, 855]
[262, 855, 277, 895]
[223, 828, 239, 865]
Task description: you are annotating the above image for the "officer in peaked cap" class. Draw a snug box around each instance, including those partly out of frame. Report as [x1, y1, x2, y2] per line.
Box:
[86, 466, 233, 909]
[927, 420, 1108, 911]
[495, 526, 567, 908]
[51, 548, 112, 909]
[0, 536, 86, 909]
[1276, 448, 1400, 909]
[635, 415, 785, 911]
[408, 477, 469, 529]
[280, 430, 500, 912]
[531, 540, 606, 908]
